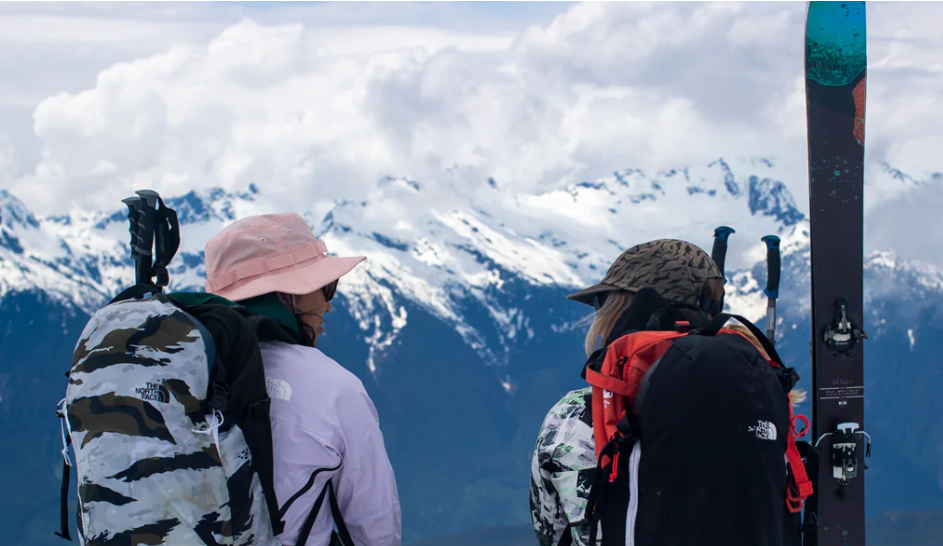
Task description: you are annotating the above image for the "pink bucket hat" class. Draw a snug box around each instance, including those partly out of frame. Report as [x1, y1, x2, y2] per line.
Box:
[204, 213, 365, 302]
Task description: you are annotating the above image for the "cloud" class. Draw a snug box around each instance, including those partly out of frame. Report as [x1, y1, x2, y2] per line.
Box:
[866, 173, 943, 264]
[0, 136, 13, 179]
[6, 1, 943, 231]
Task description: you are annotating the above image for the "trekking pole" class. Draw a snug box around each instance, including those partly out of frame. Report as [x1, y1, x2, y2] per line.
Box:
[122, 190, 161, 286]
[711, 226, 735, 282]
[761, 235, 781, 345]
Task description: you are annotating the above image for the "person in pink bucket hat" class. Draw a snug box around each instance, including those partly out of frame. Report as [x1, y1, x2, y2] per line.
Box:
[204, 212, 401, 546]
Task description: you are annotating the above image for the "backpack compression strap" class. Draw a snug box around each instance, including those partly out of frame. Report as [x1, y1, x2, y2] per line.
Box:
[798, 440, 821, 542]
[584, 330, 684, 461]
[54, 406, 73, 541]
[785, 405, 815, 513]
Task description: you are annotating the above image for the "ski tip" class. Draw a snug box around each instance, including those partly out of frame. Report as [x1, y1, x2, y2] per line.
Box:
[805, 1, 867, 87]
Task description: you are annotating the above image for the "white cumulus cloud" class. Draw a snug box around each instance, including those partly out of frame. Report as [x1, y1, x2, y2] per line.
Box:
[3, 0, 943, 236]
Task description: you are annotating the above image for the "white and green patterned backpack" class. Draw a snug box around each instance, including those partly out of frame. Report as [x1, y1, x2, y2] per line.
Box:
[54, 191, 294, 545]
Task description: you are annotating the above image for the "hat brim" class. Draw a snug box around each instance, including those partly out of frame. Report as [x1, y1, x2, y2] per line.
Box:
[212, 255, 366, 302]
[566, 282, 634, 306]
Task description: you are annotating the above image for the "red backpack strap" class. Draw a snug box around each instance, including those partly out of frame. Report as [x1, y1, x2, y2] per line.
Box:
[708, 320, 813, 512]
[584, 330, 683, 460]
[784, 404, 814, 512]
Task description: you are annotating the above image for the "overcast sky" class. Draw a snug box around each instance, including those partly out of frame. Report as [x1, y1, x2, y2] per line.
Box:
[2, 1, 942, 264]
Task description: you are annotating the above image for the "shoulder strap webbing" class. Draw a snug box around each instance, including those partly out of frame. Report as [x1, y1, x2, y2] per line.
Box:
[109, 282, 161, 304]
[643, 301, 711, 332]
[54, 419, 72, 541]
[184, 304, 291, 535]
[294, 479, 352, 546]
[785, 434, 814, 512]
[696, 312, 785, 366]
[327, 480, 354, 546]
[798, 441, 820, 544]
[557, 523, 573, 546]
[294, 481, 332, 546]
[278, 463, 341, 520]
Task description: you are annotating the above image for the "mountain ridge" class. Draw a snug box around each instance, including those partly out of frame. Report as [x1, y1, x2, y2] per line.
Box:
[4, 156, 935, 377]
[4, 158, 943, 544]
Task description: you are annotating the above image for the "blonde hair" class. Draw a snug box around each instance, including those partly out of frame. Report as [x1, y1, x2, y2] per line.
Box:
[579, 291, 635, 356]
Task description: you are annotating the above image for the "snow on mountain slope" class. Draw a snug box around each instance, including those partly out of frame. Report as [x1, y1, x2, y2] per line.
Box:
[278, 156, 798, 370]
[0, 190, 108, 311]
[2, 157, 939, 375]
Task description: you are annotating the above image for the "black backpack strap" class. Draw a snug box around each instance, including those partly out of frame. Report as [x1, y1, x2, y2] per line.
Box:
[109, 282, 161, 304]
[327, 480, 354, 546]
[294, 478, 352, 546]
[557, 524, 573, 546]
[54, 399, 73, 541]
[55, 459, 72, 541]
[294, 481, 332, 546]
[278, 463, 342, 520]
[643, 302, 711, 332]
[54, 420, 72, 541]
[585, 427, 636, 546]
[601, 287, 677, 346]
[241, 401, 283, 534]
[798, 441, 820, 546]
[184, 304, 289, 536]
[695, 312, 785, 366]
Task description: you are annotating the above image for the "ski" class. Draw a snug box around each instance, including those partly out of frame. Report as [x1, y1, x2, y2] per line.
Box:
[805, 2, 870, 544]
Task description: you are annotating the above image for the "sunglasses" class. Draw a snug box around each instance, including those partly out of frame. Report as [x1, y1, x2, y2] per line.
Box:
[322, 280, 338, 302]
[593, 295, 606, 312]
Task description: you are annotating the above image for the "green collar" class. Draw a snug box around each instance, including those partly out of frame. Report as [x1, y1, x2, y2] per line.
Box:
[168, 291, 300, 339]
[239, 292, 300, 338]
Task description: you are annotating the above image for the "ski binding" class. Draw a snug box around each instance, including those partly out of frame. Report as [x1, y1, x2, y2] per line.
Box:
[823, 298, 868, 354]
[816, 422, 872, 485]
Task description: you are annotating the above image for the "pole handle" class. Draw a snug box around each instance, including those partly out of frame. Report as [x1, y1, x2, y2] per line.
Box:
[711, 226, 736, 281]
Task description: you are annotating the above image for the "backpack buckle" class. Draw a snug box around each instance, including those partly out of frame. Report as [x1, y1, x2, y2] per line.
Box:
[674, 320, 692, 333]
[209, 384, 229, 412]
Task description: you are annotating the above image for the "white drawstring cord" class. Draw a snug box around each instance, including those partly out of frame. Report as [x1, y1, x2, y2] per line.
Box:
[192, 409, 225, 452]
[57, 398, 72, 467]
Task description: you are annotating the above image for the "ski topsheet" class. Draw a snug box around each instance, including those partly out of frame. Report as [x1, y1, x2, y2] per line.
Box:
[805, 1, 869, 544]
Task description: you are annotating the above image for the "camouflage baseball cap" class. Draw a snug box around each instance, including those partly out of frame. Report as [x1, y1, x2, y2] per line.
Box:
[567, 239, 723, 307]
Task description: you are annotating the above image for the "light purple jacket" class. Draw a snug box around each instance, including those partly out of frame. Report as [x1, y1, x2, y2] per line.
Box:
[260, 341, 401, 546]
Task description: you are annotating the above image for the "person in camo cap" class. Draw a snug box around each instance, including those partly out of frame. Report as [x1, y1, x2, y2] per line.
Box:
[529, 239, 726, 546]
[204, 213, 401, 546]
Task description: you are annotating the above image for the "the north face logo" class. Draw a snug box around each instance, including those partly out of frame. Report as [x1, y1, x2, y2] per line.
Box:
[135, 382, 169, 403]
[266, 377, 292, 402]
[749, 420, 778, 441]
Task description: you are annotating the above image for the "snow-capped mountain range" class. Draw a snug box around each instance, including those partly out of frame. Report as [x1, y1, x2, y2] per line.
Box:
[2, 156, 879, 377]
[5, 157, 943, 544]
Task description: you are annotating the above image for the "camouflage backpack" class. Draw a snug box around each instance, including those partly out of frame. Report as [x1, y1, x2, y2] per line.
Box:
[53, 191, 300, 545]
